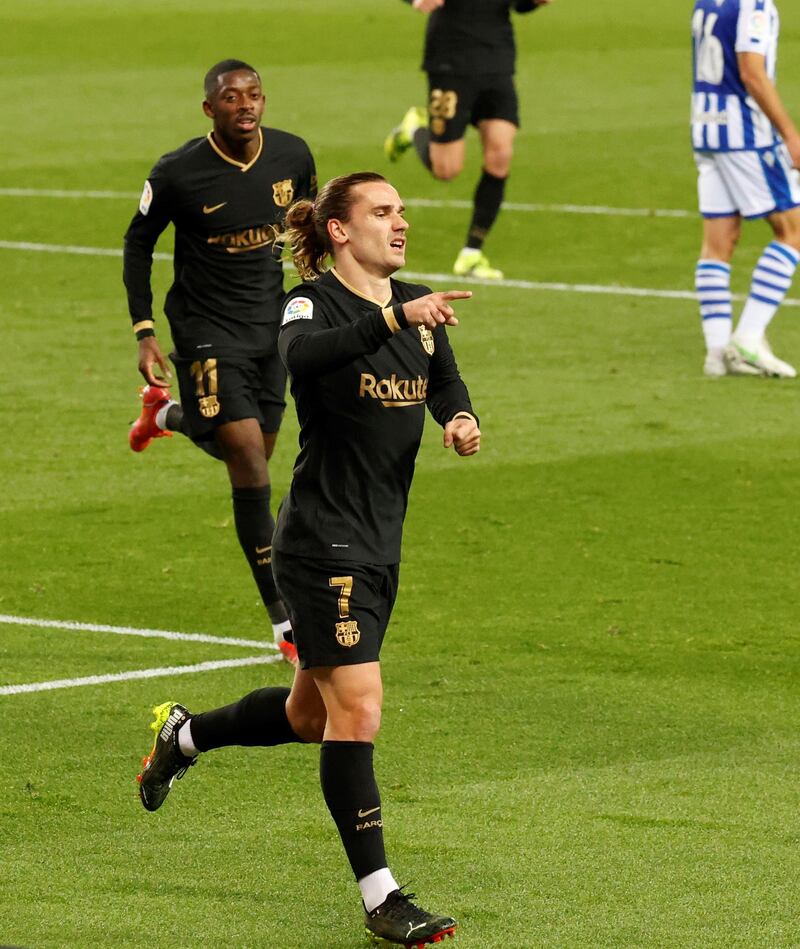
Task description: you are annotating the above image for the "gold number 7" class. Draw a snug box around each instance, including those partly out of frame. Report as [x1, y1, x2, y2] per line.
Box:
[328, 576, 354, 618]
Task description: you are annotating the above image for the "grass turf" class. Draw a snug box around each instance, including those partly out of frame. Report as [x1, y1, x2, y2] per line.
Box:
[2, 0, 800, 946]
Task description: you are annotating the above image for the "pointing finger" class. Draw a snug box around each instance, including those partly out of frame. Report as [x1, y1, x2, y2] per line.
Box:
[439, 290, 473, 301]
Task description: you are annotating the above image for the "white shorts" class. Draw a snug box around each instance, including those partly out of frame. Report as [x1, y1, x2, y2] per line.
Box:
[695, 146, 800, 220]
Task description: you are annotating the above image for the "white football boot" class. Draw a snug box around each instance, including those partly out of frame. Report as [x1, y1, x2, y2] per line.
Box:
[724, 337, 797, 378]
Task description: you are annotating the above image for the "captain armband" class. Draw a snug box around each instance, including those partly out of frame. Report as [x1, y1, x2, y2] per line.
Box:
[133, 320, 156, 341]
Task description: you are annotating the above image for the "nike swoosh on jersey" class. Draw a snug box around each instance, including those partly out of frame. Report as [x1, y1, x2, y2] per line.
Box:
[203, 202, 227, 214]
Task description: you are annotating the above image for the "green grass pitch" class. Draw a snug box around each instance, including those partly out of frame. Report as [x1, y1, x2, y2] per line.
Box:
[2, 1, 800, 946]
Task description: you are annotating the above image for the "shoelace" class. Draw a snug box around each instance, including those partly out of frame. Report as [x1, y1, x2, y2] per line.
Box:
[174, 756, 197, 781]
[383, 887, 428, 923]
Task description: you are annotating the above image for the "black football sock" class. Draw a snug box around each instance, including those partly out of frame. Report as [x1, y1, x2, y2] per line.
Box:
[413, 127, 433, 171]
[189, 687, 300, 750]
[320, 740, 387, 880]
[165, 402, 184, 432]
[466, 169, 507, 250]
[231, 485, 286, 622]
[165, 403, 223, 459]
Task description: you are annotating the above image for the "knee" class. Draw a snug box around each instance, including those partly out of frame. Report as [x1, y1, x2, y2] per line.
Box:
[483, 147, 513, 178]
[289, 709, 326, 744]
[338, 699, 382, 743]
[225, 446, 269, 488]
[430, 157, 462, 182]
[702, 229, 739, 261]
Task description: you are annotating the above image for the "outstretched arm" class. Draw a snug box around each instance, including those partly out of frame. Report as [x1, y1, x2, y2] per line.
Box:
[280, 290, 471, 378]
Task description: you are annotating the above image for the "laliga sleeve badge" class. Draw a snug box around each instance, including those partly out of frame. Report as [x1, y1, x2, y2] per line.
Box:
[749, 11, 767, 40]
[139, 180, 153, 216]
[282, 296, 314, 325]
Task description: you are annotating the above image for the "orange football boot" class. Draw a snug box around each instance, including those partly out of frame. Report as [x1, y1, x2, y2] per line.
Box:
[129, 385, 173, 452]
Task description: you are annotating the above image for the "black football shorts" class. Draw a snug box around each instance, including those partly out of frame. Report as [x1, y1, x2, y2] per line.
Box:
[171, 347, 286, 445]
[272, 552, 400, 670]
[426, 71, 519, 143]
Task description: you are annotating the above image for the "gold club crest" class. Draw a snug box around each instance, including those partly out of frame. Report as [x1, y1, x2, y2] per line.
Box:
[198, 395, 220, 418]
[418, 325, 435, 355]
[335, 620, 361, 648]
[272, 178, 294, 207]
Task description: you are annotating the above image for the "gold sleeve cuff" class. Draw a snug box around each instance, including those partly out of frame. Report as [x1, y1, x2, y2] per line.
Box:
[452, 412, 477, 424]
[133, 320, 155, 334]
[381, 307, 402, 335]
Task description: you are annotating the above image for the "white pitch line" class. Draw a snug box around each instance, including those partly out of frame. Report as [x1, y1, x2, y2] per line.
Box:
[0, 240, 171, 261]
[0, 186, 694, 219]
[2, 238, 798, 308]
[404, 197, 695, 219]
[0, 613, 276, 650]
[0, 654, 283, 696]
[0, 187, 140, 200]
[398, 268, 800, 308]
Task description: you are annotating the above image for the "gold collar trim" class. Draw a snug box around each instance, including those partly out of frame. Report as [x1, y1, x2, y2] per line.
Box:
[331, 268, 392, 308]
[207, 128, 263, 172]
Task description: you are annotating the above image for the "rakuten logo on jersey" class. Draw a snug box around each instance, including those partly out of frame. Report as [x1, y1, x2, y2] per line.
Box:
[358, 373, 428, 407]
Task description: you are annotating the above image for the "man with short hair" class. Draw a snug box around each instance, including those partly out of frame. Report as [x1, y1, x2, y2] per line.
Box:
[385, 0, 554, 280]
[123, 60, 317, 659]
[691, 0, 800, 377]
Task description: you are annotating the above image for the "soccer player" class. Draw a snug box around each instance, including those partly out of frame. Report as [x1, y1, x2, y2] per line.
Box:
[123, 60, 317, 661]
[692, 0, 800, 377]
[384, 0, 554, 280]
[136, 172, 481, 946]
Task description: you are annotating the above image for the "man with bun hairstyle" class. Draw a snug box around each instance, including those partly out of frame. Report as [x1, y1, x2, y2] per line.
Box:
[135, 172, 479, 946]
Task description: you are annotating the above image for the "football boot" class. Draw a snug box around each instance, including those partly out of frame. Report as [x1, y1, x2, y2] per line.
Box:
[137, 701, 196, 812]
[365, 888, 457, 947]
[129, 385, 173, 452]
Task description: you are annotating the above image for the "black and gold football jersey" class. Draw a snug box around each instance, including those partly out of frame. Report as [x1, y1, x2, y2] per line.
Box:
[124, 127, 317, 357]
[403, 0, 541, 76]
[274, 269, 478, 565]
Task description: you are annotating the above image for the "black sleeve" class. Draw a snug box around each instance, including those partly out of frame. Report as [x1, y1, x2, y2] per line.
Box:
[122, 162, 173, 334]
[425, 325, 478, 427]
[513, 0, 541, 11]
[298, 143, 318, 201]
[278, 294, 400, 377]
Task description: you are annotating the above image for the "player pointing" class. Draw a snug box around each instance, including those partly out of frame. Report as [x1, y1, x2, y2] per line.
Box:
[692, 0, 800, 377]
[136, 172, 479, 946]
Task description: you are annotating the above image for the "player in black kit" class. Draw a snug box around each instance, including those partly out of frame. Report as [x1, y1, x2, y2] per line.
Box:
[135, 172, 480, 947]
[123, 60, 316, 663]
[385, 0, 554, 280]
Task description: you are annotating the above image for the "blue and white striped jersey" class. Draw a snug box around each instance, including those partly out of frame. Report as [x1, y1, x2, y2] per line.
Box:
[691, 0, 780, 151]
